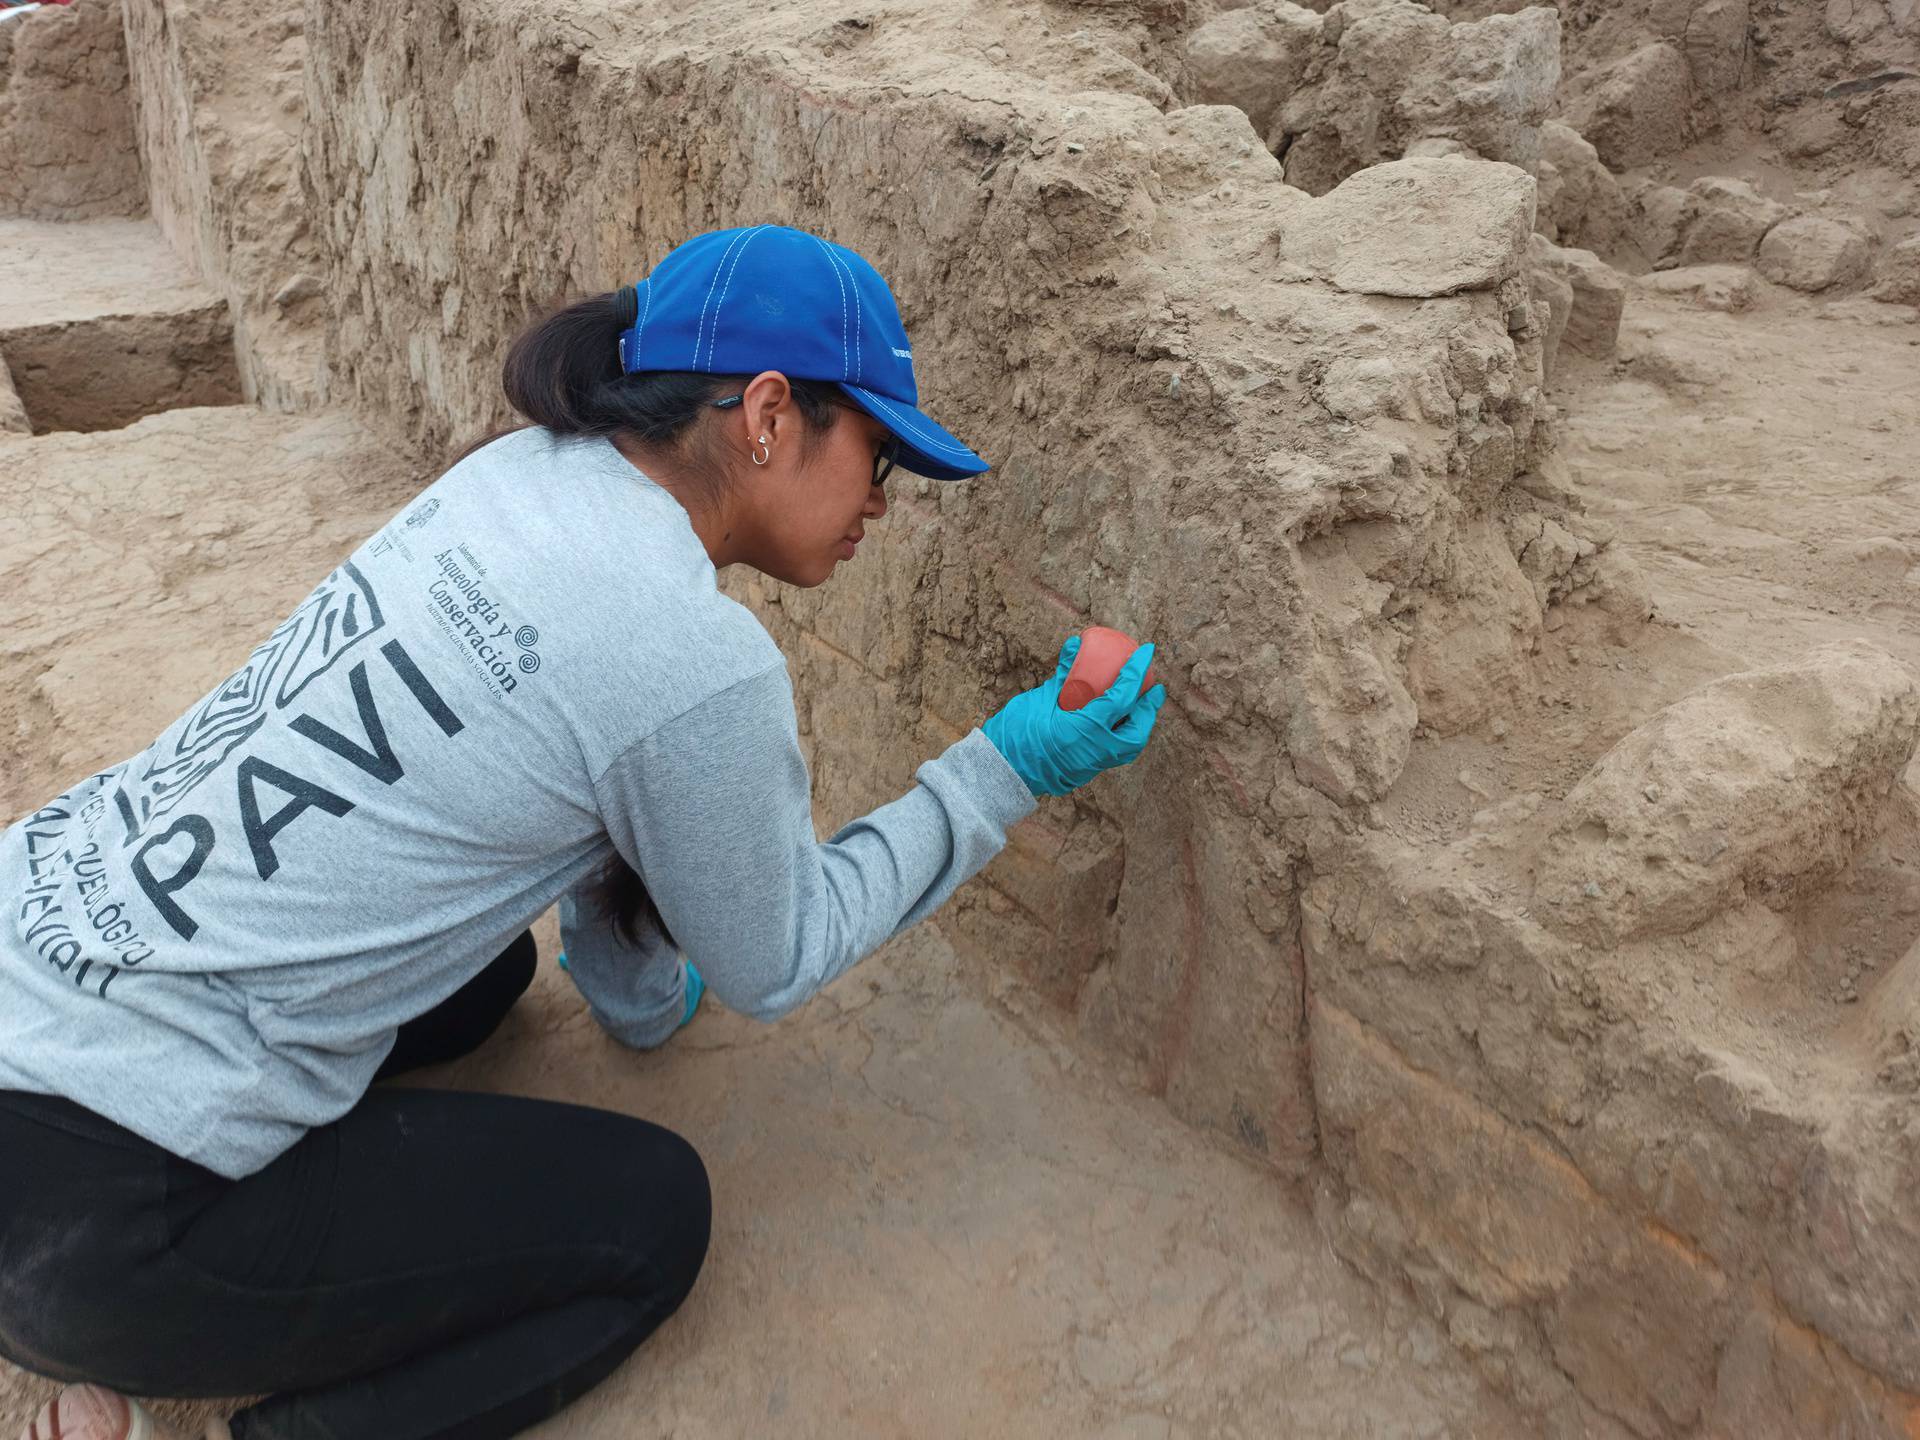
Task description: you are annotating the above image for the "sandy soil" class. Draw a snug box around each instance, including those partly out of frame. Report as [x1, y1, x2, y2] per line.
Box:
[1562, 284, 1920, 689]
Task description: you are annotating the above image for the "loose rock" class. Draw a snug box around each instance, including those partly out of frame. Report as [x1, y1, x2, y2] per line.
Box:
[1402, 137, 1480, 161]
[1534, 120, 1629, 254]
[1561, 42, 1692, 171]
[1184, 1, 1321, 140]
[1270, 0, 1560, 196]
[1678, 0, 1750, 99]
[1848, 537, 1914, 575]
[1870, 235, 1920, 306]
[1676, 177, 1787, 267]
[1640, 264, 1758, 314]
[1528, 258, 1574, 383]
[1628, 180, 1695, 266]
[1757, 215, 1873, 293]
[1536, 641, 1920, 943]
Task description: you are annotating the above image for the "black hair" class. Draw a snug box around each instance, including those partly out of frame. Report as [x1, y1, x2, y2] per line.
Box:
[443, 287, 848, 949]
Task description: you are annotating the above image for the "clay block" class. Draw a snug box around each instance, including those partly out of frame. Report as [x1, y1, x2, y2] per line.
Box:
[1315, 994, 1920, 1436]
[1679, 0, 1750, 99]
[1677, 176, 1787, 266]
[1184, 0, 1321, 138]
[1562, 42, 1692, 171]
[1871, 236, 1920, 306]
[1313, 1001, 1731, 1434]
[1282, 156, 1537, 297]
[1640, 264, 1758, 313]
[1759, 214, 1875, 293]
[1305, 810, 1920, 1397]
[1528, 235, 1626, 360]
[1534, 120, 1629, 255]
[1708, 1303, 1920, 1439]
[1527, 252, 1574, 381]
[1629, 180, 1695, 266]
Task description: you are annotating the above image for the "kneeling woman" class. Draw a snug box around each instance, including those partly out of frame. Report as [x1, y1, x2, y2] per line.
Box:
[1, 224, 1166, 1440]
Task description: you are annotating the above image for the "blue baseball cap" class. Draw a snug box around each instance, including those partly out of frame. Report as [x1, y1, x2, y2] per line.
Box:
[615, 224, 989, 481]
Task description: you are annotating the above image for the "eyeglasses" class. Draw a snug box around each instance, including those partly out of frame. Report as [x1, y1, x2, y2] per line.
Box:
[710, 393, 898, 490]
[869, 433, 900, 490]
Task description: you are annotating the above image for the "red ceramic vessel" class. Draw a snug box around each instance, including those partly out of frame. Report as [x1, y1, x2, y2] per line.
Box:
[1059, 626, 1161, 713]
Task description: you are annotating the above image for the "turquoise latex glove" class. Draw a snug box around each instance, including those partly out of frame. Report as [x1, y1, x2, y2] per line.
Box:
[556, 952, 705, 1030]
[982, 636, 1168, 798]
[679, 958, 705, 1026]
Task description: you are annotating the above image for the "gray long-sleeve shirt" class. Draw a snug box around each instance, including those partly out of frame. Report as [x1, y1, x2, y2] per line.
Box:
[0, 425, 1036, 1178]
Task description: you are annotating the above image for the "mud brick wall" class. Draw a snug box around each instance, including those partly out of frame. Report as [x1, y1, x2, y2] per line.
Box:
[292, 1, 1635, 1174]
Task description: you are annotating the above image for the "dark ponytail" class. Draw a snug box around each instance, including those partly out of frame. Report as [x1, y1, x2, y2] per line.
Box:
[440, 286, 845, 949]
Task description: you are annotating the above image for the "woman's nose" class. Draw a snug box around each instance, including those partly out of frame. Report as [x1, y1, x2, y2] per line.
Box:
[865, 486, 888, 519]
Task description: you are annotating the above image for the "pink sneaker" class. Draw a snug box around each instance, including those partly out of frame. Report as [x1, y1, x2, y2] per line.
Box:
[20, 1385, 160, 1440]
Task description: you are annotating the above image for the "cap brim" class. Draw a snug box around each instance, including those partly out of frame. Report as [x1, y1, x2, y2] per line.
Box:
[837, 383, 989, 481]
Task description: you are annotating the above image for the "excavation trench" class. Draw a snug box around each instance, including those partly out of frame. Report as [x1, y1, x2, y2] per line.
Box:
[4, 0, 1920, 1435]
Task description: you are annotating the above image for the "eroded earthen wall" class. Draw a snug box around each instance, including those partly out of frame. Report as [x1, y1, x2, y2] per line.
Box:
[0, 0, 143, 219]
[292, 1, 1636, 1176]
[120, 0, 328, 410]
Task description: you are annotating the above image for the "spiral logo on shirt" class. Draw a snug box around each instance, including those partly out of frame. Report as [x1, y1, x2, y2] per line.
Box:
[426, 546, 545, 696]
[512, 624, 540, 673]
[114, 561, 386, 839]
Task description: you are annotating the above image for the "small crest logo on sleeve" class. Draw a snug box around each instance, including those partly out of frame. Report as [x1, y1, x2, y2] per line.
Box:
[403, 498, 441, 529]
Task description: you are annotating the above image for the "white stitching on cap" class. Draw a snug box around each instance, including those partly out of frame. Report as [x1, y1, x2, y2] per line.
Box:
[694, 229, 755, 369]
[691, 228, 748, 368]
[702, 224, 769, 371]
[633, 278, 653, 364]
[855, 389, 974, 456]
[810, 236, 849, 378]
[826, 245, 865, 382]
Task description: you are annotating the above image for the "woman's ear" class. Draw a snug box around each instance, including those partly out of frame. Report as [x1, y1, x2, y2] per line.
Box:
[739, 370, 795, 452]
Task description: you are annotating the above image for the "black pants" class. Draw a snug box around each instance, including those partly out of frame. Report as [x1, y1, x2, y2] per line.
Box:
[0, 932, 712, 1440]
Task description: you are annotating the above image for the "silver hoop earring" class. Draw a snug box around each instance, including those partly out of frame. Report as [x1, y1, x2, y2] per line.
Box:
[752, 442, 770, 466]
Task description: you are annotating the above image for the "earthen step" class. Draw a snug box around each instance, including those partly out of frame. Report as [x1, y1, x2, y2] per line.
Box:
[0, 216, 244, 433]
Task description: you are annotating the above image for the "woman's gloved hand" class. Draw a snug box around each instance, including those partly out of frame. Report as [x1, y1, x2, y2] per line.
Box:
[983, 636, 1168, 798]
[557, 951, 704, 1035]
[678, 957, 705, 1026]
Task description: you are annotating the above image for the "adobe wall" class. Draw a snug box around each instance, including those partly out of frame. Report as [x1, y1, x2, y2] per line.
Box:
[293, 0, 1634, 1172]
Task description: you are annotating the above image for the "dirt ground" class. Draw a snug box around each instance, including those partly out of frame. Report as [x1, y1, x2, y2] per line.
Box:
[1562, 286, 1920, 690]
[1374, 274, 1920, 847]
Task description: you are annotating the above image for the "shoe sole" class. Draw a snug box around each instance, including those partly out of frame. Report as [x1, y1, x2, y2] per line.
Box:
[22, 1385, 154, 1440]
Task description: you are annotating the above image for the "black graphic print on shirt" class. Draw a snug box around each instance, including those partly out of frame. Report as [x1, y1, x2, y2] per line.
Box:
[13, 559, 468, 998]
[114, 562, 387, 842]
